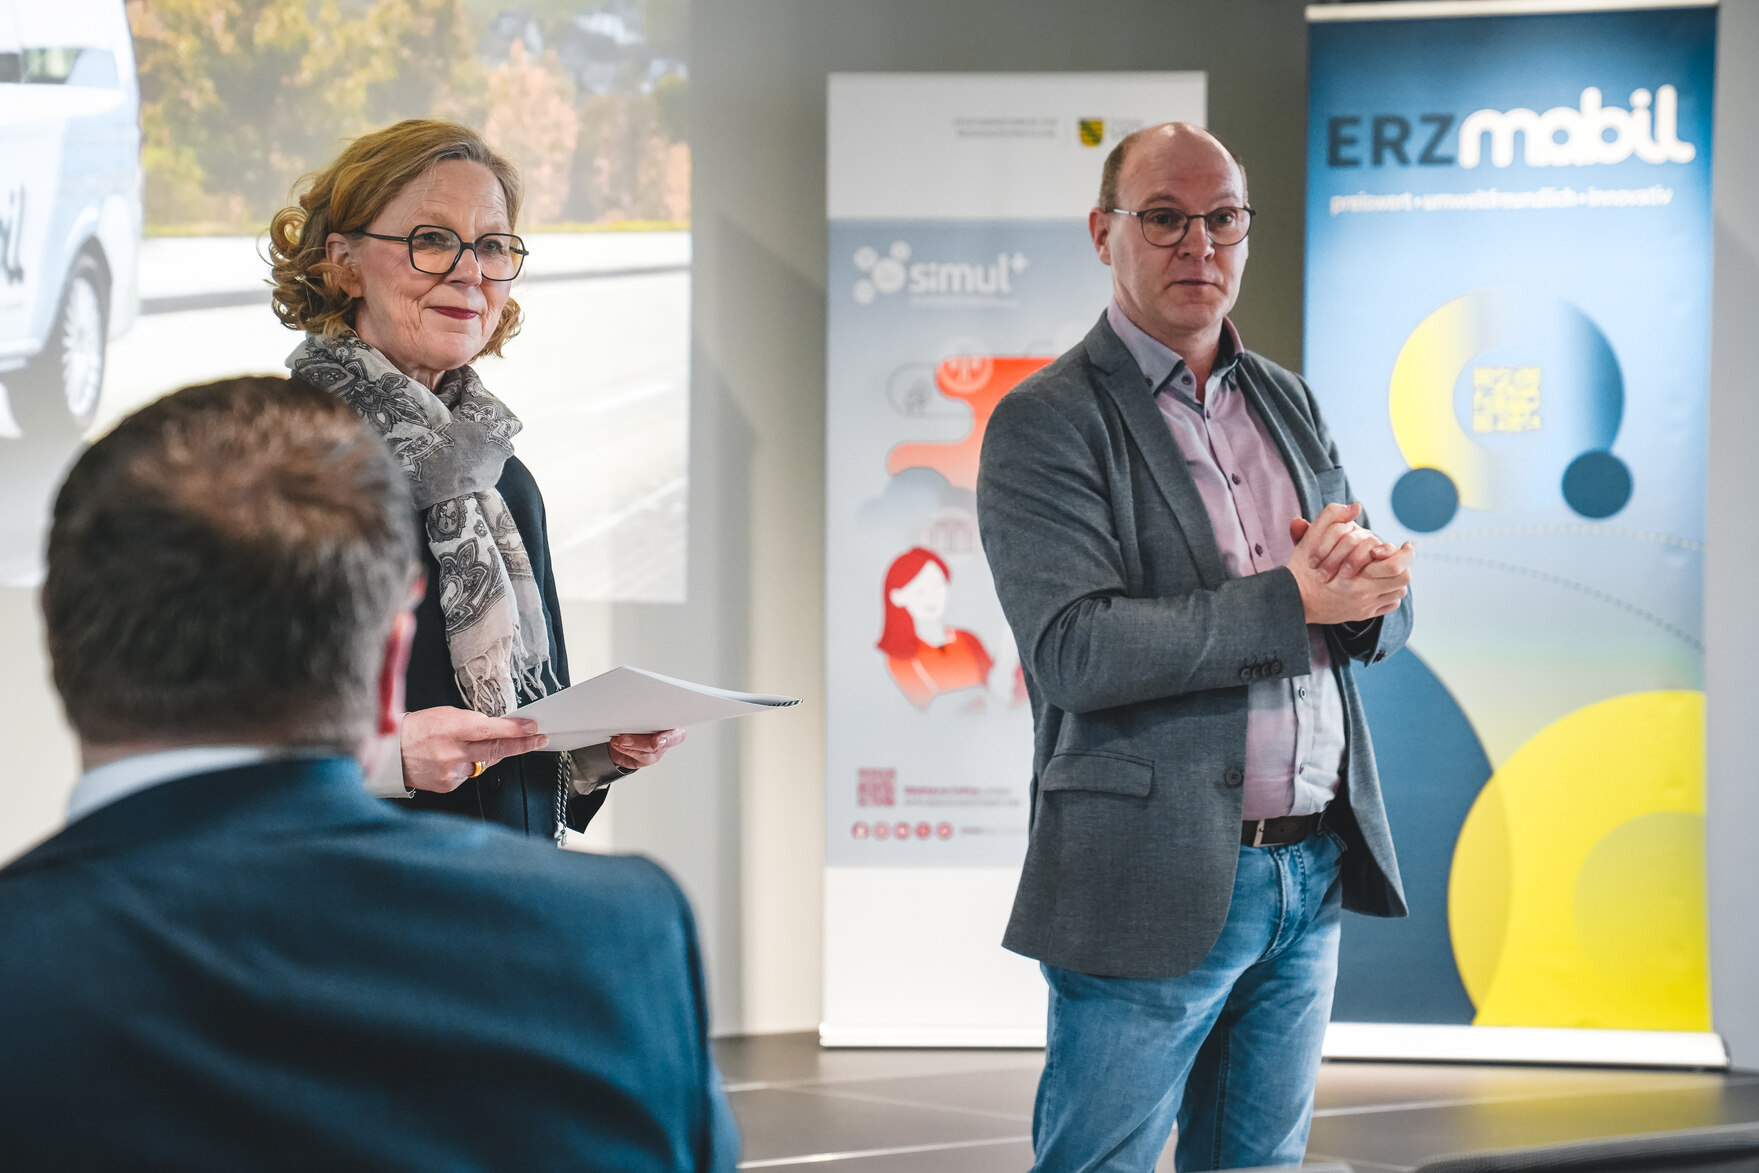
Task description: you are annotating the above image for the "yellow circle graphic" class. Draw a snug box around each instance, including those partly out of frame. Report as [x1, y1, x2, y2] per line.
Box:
[1389, 294, 1488, 507]
[1448, 690, 1707, 1031]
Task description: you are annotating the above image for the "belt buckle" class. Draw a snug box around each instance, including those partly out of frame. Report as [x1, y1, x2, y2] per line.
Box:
[1251, 819, 1267, 848]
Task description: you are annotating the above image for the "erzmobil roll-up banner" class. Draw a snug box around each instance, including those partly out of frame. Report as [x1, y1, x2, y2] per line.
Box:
[1305, 1, 1720, 1066]
[824, 74, 1204, 1045]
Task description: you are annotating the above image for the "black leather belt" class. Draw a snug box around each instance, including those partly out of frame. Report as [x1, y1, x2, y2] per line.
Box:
[1242, 813, 1321, 848]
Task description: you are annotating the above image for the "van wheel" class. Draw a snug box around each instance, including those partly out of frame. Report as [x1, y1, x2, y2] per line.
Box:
[14, 254, 108, 437]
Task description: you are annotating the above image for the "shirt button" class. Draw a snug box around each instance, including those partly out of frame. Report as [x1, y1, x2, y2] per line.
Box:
[1231, 473, 1242, 485]
[1298, 686, 1307, 699]
[1223, 767, 1244, 788]
[1254, 543, 1264, 556]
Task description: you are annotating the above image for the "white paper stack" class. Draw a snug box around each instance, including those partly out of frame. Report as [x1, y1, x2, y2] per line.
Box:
[511, 666, 801, 751]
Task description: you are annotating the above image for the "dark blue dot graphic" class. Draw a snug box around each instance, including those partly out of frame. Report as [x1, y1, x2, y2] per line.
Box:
[1390, 467, 1459, 533]
[1562, 450, 1633, 519]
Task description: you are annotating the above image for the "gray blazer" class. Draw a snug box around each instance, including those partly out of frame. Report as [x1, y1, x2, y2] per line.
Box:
[976, 314, 1410, 980]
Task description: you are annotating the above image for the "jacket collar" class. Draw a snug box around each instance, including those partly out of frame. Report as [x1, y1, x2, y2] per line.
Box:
[68, 745, 288, 825]
[1231, 354, 1321, 521]
[1104, 303, 1246, 397]
[1083, 312, 1229, 588]
[2, 756, 394, 878]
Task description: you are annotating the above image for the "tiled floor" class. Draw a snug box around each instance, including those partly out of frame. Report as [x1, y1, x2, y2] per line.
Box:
[714, 1033, 1759, 1171]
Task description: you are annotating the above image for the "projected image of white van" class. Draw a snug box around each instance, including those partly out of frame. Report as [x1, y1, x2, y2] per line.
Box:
[0, 0, 141, 439]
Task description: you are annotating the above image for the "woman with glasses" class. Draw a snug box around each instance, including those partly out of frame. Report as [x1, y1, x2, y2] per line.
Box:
[266, 119, 680, 839]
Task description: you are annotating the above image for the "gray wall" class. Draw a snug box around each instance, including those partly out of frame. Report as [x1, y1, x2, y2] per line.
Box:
[1705, 0, 1759, 1072]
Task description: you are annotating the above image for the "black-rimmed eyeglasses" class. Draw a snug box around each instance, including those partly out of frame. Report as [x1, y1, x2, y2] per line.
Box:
[357, 225, 529, 281]
[1107, 206, 1255, 249]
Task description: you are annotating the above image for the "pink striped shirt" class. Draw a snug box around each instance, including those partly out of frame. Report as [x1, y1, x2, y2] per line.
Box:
[1107, 302, 1345, 819]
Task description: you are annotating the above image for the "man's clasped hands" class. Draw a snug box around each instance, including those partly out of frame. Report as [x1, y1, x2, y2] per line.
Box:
[1287, 502, 1414, 625]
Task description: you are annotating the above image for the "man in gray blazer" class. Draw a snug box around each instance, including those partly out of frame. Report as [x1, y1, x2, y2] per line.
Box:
[976, 123, 1414, 1173]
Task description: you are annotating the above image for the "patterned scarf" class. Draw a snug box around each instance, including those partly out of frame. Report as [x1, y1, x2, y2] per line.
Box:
[288, 333, 557, 716]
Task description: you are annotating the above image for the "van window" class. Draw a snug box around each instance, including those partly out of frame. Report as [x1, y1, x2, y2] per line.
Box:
[21, 47, 119, 88]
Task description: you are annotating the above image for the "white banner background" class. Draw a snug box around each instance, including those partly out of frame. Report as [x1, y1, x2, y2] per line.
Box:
[822, 72, 1205, 1046]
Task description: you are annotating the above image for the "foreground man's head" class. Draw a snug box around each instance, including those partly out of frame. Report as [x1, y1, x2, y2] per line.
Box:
[43, 376, 418, 763]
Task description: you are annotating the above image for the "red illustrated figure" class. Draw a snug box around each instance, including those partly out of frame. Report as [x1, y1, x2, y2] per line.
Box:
[878, 547, 994, 710]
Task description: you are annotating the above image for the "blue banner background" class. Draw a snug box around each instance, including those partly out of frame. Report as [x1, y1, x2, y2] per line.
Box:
[1306, 6, 1716, 1029]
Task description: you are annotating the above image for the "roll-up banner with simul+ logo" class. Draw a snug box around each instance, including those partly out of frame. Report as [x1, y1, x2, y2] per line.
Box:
[822, 73, 1204, 1046]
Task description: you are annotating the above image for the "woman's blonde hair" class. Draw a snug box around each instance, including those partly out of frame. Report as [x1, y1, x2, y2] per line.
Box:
[268, 120, 526, 356]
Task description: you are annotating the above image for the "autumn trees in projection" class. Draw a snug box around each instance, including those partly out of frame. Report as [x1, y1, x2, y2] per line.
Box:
[126, 0, 689, 233]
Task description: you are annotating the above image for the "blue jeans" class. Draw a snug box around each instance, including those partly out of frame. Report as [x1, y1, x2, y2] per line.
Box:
[1031, 830, 1345, 1173]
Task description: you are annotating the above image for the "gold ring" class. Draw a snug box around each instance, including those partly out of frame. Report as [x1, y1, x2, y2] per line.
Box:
[470, 760, 487, 778]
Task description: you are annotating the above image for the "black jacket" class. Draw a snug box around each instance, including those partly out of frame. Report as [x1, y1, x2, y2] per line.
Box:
[403, 456, 609, 837]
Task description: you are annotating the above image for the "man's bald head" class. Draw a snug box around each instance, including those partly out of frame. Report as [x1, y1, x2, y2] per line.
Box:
[1088, 120, 1252, 362]
[1097, 122, 1249, 211]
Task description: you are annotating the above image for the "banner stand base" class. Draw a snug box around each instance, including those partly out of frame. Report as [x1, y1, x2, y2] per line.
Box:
[1325, 1023, 1729, 1069]
[819, 1024, 1046, 1049]
[817, 1023, 1729, 1067]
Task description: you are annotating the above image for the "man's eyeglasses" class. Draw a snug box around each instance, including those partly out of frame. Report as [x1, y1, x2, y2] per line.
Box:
[357, 225, 529, 281]
[1107, 206, 1255, 249]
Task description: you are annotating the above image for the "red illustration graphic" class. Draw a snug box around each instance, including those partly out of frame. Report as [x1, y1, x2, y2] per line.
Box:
[851, 822, 870, 839]
[878, 547, 994, 710]
[914, 822, 932, 840]
[886, 355, 1054, 491]
[936, 822, 953, 840]
[893, 822, 911, 840]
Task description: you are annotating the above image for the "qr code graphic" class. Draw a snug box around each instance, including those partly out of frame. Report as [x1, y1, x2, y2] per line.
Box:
[1471, 365, 1543, 434]
[857, 768, 896, 807]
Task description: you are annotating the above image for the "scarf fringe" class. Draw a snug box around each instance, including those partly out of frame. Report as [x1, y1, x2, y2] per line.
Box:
[454, 637, 516, 717]
[513, 661, 549, 708]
